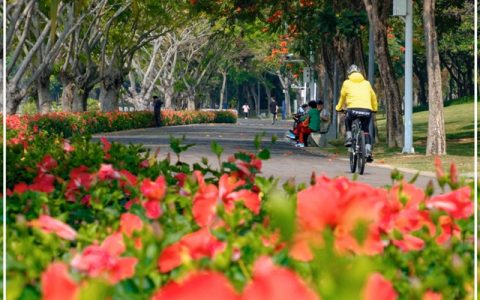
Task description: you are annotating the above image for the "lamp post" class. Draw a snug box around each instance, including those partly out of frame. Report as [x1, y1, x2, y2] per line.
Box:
[394, 0, 414, 153]
[368, 21, 376, 144]
[403, 0, 415, 153]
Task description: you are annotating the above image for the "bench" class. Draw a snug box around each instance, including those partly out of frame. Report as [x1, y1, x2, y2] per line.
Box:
[307, 132, 327, 147]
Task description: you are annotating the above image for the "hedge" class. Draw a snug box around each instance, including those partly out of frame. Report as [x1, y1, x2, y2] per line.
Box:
[6, 110, 237, 139]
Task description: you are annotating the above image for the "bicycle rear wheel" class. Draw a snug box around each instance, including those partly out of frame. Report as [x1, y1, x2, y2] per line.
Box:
[349, 142, 357, 173]
[357, 131, 366, 175]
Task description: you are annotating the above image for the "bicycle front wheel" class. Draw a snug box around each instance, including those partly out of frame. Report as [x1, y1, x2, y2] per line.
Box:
[357, 131, 366, 175]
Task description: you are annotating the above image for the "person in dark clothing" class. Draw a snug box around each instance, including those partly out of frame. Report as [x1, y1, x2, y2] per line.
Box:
[153, 96, 163, 127]
[269, 97, 278, 125]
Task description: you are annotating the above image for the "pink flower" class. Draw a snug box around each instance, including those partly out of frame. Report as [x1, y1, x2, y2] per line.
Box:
[63, 141, 75, 152]
[392, 234, 425, 252]
[426, 187, 473, 219]
[71, 233, 138, 284]
[97, 164, 121, 181]
[363, 273, 397, 300]
[29, 215, 77, 240]
[41, 262, 79, 300]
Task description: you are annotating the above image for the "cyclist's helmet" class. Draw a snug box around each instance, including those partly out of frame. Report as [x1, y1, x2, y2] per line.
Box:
[347, 64, 361, 75]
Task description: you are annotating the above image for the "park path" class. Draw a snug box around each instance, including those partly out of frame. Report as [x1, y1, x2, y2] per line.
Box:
[94, 118, 436, 189]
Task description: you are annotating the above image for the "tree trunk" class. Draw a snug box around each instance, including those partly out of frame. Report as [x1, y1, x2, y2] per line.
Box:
[413, 61, 428, 106]
[73, 87, 87, 112]
[363, 0, 403, 148]
[100, 86, 119, 112]
[164, 88, 174, 109]
[61, 81, 75, 112]
[263, 82, 272, 117]
[424, 0, 446, 155]
[37, 77, 51, 114]
[219, 71, 227, 110]
[186, 94, 195, 110]
[100, 67, 123, 112]
[6, 84, 25, 114]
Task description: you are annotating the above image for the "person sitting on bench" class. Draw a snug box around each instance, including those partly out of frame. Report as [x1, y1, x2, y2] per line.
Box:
[287, 100, 320, 148]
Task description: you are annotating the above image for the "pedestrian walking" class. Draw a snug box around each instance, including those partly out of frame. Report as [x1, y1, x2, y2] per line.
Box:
[269, 97, 278, 125]
[242, 104, 250, 119]
[153, 96, 164, 127]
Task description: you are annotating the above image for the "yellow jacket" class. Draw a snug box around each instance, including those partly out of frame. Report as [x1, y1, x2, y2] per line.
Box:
[335, 72, 378, 112]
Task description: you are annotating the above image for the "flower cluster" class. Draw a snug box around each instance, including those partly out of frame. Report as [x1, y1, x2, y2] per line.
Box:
[7, 132, 473, 300]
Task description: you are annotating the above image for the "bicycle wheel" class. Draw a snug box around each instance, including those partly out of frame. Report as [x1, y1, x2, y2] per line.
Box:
[357, 131, 366, 175]
[349, 135, 357, 173]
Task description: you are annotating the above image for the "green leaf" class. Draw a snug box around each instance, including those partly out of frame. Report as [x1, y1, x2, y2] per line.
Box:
[253, 133, 266, 150]
[257, 149, 270, 160]
[77, 279, 112, 300]
[266, 190, 296, 241]
[408, 171, 420, 184]
[211, 141, 224, 157]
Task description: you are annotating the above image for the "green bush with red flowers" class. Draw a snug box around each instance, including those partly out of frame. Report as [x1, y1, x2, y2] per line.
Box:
[6, 131, 474, 300]
[5, 109, 237, 140]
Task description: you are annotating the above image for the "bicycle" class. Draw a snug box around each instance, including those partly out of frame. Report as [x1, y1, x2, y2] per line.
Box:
[349, 118, 367, 175]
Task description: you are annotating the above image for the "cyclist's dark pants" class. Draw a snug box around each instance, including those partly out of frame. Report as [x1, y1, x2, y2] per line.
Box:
[345, 108, 372, 145]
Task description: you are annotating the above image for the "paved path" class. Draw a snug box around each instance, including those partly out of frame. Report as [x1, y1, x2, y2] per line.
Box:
[94, 119, 436, 188]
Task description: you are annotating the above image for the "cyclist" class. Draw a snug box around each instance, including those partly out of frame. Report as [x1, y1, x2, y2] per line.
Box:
[335, 64, 378, 162]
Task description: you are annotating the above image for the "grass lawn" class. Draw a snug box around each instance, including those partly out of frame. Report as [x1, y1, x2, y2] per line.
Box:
[324, 99, 477, 175]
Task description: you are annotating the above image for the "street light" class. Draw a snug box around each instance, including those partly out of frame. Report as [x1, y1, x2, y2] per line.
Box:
[393, 0, 415, 154]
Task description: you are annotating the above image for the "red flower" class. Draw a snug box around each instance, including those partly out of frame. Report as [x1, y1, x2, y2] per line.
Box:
[29, 215, 77, 240]
[192, 172, 220, 227]
[242, 256, 319, 300]
[120, 213, 143, 237]
[158, 228, 226, 273]
[120, 169, 138, 188]
[174, 173, 187, 187]
[435, 216, 461, 245]
[141, 176, 167, 202]
[434, 156, 445, 178]
[30, 173, 55, 193]
[97, 164, 121, 180]
[100, 137, 111, 152]
[158, 243, 183, 273]
[192, 172, 261, 227]
[71, 233, 138, 284]
[363, 273, 397, 300]
[151, 271, 239, 300]
[295, 176, 386, 257]
[66, 166, 93, 201]
[449, 163, 458, 185]
[100, 137, 111, 159]
[37, 155, 58, 173]
[426, 187, 472, 219]
[143, 200, 163, 219]
[41, 262, 79, 300]
[10, 182, 29, 195]
[220, 174, 261, 214]
[423, 291, 442, 300]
